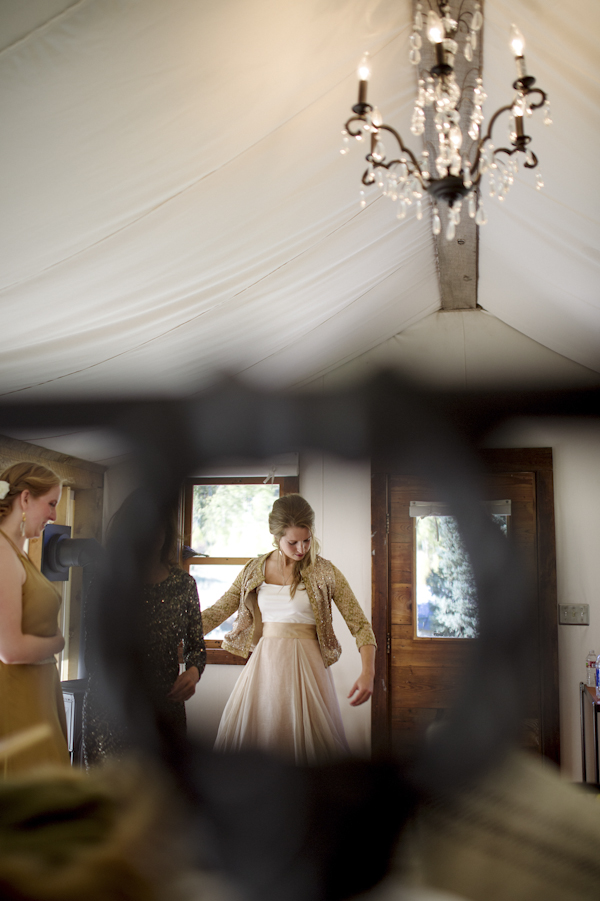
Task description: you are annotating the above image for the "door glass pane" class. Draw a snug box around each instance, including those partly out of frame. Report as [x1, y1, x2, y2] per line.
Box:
[415, 515, 508, 638]
[190, 563, 244, 639]
[191, 484, 280, 557]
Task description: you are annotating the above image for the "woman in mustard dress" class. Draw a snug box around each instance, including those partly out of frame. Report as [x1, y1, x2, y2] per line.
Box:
[0, 462, 69, 774]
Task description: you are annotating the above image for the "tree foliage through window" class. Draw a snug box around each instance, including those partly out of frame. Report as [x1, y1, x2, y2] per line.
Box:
[191, 484, 279, 558]
[416, 515, 507, 638]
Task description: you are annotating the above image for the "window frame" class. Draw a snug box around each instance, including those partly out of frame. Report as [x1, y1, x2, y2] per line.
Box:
[181, 476, 299, 664]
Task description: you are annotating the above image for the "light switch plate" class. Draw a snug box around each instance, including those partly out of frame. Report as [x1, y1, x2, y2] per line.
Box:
[558, 604, 590, 625]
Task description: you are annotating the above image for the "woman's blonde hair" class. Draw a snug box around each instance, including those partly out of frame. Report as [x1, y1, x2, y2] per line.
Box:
[0, 462, 62, 521]
[269, 494, 320, 595]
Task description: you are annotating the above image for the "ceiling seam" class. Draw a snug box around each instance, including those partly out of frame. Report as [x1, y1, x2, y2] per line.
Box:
[0, 31, 405, 297]
[0, 0, 89, 57]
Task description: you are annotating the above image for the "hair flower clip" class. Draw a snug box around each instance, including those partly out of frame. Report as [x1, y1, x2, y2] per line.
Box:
[0, 481, 10, 500]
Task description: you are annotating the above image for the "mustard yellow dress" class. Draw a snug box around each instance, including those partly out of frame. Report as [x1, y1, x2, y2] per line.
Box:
[0, 530, 69, 774]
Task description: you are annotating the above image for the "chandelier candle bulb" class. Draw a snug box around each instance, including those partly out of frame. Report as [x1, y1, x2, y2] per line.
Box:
[510, 24, 527, 79]
[427, 10, 444, 44]
[355, 54, 372, 111]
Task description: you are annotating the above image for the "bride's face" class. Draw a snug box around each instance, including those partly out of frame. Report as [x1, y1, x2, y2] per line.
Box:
[279, 526, 311, 563]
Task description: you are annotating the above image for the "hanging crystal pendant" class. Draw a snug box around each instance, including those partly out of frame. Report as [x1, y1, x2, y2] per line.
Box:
[396, 200, 407, 220]
[468, 119, 480, 141]
[409, 47, 421, 65]
[432, 207, 441, 236]
[414, 1, 423, 30]
[340, 130, 350, 155]
[420, 150, 430, 180]
[411, 105, 425, 135]
[483, 142, 496, 172]
[472, 3, 483, 31]
[415, 199, 423, 220]
[468, 192, 477, 218]
[463, 159, 472, 188]
[475, 201, 487, 226]
[372, 141, 386, 162]
[359, 190, 366, 208]
[536, 172, 544, 190]
[424, 77, 435, 106]
[464, 34, 473, 62]
[470, 29, 477, 51]
[543, 101, 552, 125]
[446, 218, 456, 241]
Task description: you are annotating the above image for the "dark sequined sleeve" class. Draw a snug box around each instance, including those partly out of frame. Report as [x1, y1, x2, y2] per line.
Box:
[182, 573, 206, 676]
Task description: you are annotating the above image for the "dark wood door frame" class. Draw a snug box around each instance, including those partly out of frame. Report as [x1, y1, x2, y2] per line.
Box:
[371, 448, 559, 763]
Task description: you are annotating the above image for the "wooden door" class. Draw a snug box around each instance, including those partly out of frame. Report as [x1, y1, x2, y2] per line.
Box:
[371, 449, 559, 763]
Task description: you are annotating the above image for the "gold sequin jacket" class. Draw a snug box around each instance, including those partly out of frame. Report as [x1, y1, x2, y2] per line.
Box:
[201, 553, 376, 667]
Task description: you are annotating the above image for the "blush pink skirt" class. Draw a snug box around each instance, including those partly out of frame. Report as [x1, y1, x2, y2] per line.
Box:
[214, 623, 349, 765]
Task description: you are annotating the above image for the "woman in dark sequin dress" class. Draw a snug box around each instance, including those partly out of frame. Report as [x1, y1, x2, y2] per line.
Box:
[82, 496, 206, 767]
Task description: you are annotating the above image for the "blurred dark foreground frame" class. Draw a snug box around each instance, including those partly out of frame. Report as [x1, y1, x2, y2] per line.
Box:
[1, 373, 599, 901]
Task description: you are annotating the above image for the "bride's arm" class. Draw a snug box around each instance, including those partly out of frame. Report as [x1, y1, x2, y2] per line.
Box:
[347, 644, 376, 706]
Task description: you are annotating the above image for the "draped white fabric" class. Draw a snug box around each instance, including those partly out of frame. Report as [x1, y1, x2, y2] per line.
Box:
[0, 0, 598, 402]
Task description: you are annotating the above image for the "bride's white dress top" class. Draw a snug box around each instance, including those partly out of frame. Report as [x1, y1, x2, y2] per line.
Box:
[257, 582, 316, 624]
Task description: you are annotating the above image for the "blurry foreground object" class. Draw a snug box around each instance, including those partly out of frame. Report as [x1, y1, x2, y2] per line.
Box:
[0, 760, 182, 901]
[82, 491, 206, 768]
[391, 752, 600, 901]
[2, 375, 600, 900]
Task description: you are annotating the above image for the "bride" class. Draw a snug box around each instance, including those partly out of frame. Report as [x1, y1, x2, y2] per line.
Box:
[201, 494, 376, 764]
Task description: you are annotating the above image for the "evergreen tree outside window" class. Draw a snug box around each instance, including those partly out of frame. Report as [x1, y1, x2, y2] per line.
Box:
[415, 512, 508, 639]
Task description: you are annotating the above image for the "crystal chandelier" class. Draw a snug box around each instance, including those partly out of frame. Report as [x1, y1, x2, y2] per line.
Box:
[341, 1, 551, 240]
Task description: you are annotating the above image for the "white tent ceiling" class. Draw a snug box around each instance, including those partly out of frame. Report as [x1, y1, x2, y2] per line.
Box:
[0, 0, 599, 412]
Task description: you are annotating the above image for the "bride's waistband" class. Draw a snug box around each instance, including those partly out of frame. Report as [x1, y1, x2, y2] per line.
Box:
[262, 623, 317, 640]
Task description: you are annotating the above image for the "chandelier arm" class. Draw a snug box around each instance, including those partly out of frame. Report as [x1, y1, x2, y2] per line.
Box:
[494, 145, 538, 170]
[377, 124, 424, 183]
[471, 104, 513, 173]
[345, 115, 367, 137]
[365, 159, 404, 171]
[460, 65, 482, 99]
[524, 87, 547, 111]
[362, 168, 376, 186]
[456, 1, 471, 33]
[522, 149, 538, 169]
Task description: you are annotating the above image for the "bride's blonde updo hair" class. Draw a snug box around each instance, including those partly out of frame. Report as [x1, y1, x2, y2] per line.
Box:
[268, 494, 320, 595]
[0, 462, 62, 522]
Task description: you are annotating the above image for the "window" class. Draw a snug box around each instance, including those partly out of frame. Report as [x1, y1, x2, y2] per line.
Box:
[412, 502, 510, 639]
[182, 476, 299, 663]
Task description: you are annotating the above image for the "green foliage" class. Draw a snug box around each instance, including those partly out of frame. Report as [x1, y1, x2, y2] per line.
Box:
[419, 515, 506, 639]
[424, 517, 479, 638]
[191, 484, 279, 557]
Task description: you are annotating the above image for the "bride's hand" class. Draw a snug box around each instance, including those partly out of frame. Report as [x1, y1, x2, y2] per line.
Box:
[347, 672, 374, 707]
